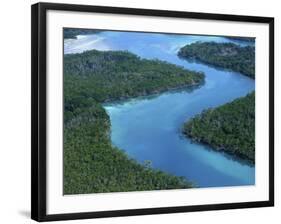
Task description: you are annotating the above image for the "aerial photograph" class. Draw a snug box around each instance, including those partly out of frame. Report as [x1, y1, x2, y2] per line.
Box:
[63, 28, 255, 195]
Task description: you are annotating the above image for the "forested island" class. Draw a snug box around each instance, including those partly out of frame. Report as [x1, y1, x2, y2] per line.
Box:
[64, 28, 100, 39]
[178, 42, 255, 78]
[64, 50, 204, 194]
[183, 92, 255, 163]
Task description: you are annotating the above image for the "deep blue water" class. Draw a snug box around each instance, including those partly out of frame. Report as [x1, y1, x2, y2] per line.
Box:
[64, 31, 255, 188]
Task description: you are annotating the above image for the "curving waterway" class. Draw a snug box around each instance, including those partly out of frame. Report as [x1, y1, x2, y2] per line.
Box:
[64, 31, 255, 188]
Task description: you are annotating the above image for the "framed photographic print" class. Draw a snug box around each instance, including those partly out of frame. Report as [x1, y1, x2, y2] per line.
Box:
[31, 2, 274, 222]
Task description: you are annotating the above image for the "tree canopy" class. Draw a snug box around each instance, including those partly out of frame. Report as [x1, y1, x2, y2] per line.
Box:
[183, 92, 255, 163]
[64, 49, 203, 194]
[178, 42, 255, 78]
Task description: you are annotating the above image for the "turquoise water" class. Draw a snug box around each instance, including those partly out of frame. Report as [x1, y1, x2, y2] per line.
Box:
[64, 31, 255, 188]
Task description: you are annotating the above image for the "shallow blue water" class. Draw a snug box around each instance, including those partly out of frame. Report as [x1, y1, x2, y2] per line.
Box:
[65, 31, 255, 188]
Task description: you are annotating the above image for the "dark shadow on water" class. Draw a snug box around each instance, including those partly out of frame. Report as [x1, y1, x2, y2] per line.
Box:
[177, 127, 254, 167]
[190, 138, 254, 167]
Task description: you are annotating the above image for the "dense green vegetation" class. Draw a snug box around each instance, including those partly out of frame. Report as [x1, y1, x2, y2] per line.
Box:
[64, 50, 204, 122]
[64, 102, 192, 194]
[183, 92, 255, 163]
[178, 42, 255, 78]
[64, 50, 203, 194]
[64, 28, 100, 39]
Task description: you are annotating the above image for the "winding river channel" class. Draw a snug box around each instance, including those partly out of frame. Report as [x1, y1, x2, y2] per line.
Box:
[64, 31, 255, 188]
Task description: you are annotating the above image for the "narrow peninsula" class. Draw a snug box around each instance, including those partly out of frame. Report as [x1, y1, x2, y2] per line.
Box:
[64, 50, 204, 194]
[178, 42, 255, 78]
[183, 92, 255, 163]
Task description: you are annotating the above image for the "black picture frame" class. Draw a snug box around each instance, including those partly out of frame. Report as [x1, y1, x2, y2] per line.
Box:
[31, 2, 274, 222]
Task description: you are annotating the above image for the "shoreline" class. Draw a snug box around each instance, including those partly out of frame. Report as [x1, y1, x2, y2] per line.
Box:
[182, 92, 255, 164]
[183, 131, 255, 165]
[64, 34, 255, 193]
[102, 80, 204, 107]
